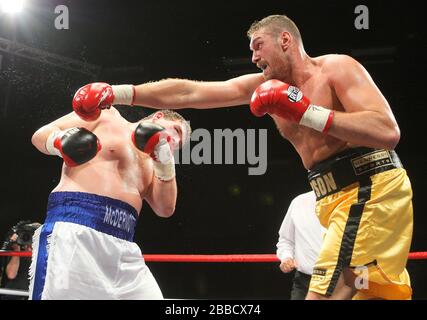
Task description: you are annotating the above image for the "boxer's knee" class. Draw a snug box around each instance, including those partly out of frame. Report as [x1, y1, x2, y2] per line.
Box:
[306, 271, 356, 300]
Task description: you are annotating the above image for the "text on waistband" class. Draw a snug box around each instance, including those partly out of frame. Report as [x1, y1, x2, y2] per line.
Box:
[103, 205, 137, 233]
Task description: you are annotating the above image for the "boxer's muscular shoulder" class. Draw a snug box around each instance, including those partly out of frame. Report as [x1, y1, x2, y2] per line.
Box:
[320, 54, 364, 83]
[320, 54, 358, 67]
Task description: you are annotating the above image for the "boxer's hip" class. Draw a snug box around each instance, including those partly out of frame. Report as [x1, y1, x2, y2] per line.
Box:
[308, 147, 404, 201]
[45, 191, 138, 241]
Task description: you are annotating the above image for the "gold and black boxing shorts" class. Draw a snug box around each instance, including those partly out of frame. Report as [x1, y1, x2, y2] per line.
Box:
[308, 147, 413, 300]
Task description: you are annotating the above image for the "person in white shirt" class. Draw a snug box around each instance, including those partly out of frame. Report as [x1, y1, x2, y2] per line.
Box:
[276, 191, 326, 300]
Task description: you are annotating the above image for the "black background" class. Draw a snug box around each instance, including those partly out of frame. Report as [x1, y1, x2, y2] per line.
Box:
[0, 0, 426, 299]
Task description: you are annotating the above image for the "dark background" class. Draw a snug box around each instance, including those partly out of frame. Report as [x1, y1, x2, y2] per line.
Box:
[0, 0, 426, 299]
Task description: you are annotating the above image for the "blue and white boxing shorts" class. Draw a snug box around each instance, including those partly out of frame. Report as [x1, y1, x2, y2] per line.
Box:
[29, 191, 163, 300]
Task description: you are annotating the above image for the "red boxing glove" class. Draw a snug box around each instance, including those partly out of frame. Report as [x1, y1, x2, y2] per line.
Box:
[72, 83, 114, 121]
[72, 83, 135, 121]
[250, 80, 334, 134]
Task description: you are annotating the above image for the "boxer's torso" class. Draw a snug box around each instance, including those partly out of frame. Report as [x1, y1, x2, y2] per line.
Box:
[53, 108, 152, 213]
[271, 54, 351, 170]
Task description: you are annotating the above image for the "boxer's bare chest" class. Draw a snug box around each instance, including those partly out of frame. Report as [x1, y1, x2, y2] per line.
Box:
[271, 71, 347, 169]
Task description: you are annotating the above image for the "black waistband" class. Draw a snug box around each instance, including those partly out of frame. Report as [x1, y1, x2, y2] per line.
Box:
[295, 270, 312, 279]
[308, 147, 403, 200]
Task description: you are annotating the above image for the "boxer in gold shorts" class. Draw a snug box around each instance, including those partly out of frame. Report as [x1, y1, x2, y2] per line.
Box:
[309, 147, 413, 300]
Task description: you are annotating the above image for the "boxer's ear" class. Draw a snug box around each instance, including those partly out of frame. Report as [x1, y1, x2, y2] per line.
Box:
[280, 31, 292, 51]
[153, 112, 164, 121]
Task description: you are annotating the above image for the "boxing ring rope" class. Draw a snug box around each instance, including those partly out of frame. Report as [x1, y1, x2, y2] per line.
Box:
[0, 288, 29, 297]
[1, 251, 427, 261]
[1, 251, 426, 298]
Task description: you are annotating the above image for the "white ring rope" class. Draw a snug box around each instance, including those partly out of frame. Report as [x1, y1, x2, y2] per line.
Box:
[0, 288, 29, 297]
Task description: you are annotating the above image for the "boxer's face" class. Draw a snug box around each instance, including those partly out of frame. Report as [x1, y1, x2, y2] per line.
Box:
[150, 114, 186, 150]
[250, 28, 288, 80]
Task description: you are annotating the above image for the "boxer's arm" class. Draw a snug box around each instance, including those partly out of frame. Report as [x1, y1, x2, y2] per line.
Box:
[31, 112, 98, 154]
[132, 73, 265, 109]
[144, 171, 177, 218]
[326, 55, 400, 149]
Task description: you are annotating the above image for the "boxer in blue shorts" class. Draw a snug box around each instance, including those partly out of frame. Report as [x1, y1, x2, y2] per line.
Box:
[30, 107, 190, 299]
